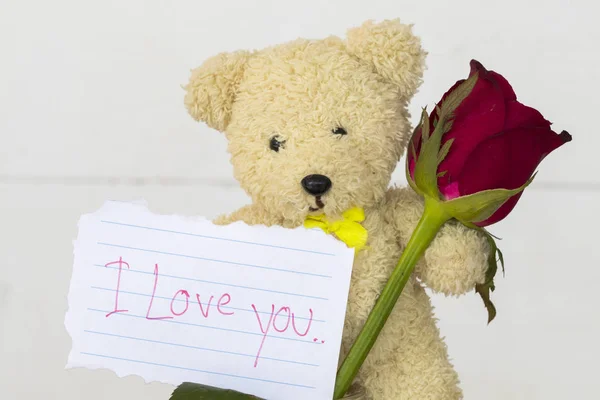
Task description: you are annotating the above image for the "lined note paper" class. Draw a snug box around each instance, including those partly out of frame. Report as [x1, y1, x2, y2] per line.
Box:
[65, 201, 355, 400]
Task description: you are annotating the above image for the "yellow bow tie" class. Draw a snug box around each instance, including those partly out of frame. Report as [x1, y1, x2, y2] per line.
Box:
[304, 207, 368, 251]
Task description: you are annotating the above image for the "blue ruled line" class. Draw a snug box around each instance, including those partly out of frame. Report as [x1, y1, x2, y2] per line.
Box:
[93, 264, 329, 303]
[87, 308, 320, 345]
[101, 220, 334, 256]
[97, 242, 332, 279]
[80, 352, 316, 389]
[84, 330, 319, 367]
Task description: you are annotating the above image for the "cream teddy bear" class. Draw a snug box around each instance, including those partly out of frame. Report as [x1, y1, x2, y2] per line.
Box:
[184, 19, 489, 400]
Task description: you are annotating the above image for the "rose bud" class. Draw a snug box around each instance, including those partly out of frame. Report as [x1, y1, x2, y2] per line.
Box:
[407, 60, 572, 227]
[334, 60, 572, 395]
[404, 59, 571, 321]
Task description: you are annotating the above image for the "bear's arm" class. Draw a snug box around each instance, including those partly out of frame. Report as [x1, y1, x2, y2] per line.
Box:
[384, 187, 490, 296]
[213, 203, 282, 226]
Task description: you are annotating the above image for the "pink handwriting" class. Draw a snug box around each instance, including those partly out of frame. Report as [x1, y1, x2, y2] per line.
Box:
[196, 294, 214, 318]
[273, 306, 291, 332]
[104, 257, 129, 317]
[170, 290, 190, 316]
[103, 259, 319, 367]
[291, 308, 313, 336]
[251, 304, 275, 368]
[251, 303, 314, 367]
[146, 264, 173, 320]
[217, 293, 235, 316]
[104, 261, 238, 322]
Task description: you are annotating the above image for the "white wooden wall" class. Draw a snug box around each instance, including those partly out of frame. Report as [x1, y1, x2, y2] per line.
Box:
[1, 1, 598, 399]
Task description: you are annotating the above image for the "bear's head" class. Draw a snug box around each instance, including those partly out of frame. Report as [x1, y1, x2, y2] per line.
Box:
[185, 20, 426, 226]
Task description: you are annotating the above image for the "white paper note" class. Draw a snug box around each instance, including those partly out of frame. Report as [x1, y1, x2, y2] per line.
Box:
[65, 201, 355, 400]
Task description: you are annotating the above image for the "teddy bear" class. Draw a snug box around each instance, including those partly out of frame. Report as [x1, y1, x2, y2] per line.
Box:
[183, 19, 489, 400]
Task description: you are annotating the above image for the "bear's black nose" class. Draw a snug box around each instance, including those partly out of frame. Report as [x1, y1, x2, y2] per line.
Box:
[301, 174, 332, 196]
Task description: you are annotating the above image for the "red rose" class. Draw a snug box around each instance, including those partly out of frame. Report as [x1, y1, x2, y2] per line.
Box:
[334, 61, 573, 391]
[408, 60, 571, 226]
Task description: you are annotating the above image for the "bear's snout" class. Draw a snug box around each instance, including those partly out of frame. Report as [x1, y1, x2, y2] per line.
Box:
[301, 174, 332, 196]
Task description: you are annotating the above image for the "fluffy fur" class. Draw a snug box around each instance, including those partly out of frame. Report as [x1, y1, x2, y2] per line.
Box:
[185, 19, 489, 400]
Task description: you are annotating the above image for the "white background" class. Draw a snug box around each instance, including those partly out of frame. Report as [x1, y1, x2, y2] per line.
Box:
[0, 0, 598, 399]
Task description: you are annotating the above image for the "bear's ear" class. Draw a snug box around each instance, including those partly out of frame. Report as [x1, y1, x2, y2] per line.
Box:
[184, 51, 251, 132]
[346, 19, 427, 99]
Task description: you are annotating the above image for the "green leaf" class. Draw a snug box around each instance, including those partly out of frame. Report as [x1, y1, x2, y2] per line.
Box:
[420, 108, 430, 141]
[406, 130, 422, 195]
[434, 105, 442, 119]
[497, 247, 505, 276]
[170, 383, 264, 400]
[441, 175, 535, 224]
[406, 161, 420, 194]
[411, 76, 479, 200]
[442, 119, 454, 135]
[413, 114, 445, 198]
[486, 231, 502, 240]
[474, 231, 503, 324]
[475, 282, 497, 324]
[437, 138, 454, 164]
[439, 72, 478, 119]
[482, 232, 499, 284]
[437, 170, 447, 178]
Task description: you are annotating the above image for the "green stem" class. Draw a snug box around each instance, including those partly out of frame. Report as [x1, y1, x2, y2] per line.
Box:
[333, 198, 450, 399]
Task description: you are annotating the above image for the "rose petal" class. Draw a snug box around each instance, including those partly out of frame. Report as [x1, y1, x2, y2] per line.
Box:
[469, 59, 486, 76]
[504, 101, 551, 130]
[439, 181, 460, 200]
[456, 127, 571, 226]
[437, 69, 506, 189]
[489, 71, 517, 101]
[470, 60, 517, 101]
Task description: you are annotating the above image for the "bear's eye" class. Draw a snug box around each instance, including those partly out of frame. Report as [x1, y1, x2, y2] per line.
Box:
[332, 127, 347, 136]
[269, 136, 285, 152]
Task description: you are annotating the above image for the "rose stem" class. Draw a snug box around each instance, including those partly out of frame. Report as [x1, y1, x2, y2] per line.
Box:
[333, 197, 450, 399]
